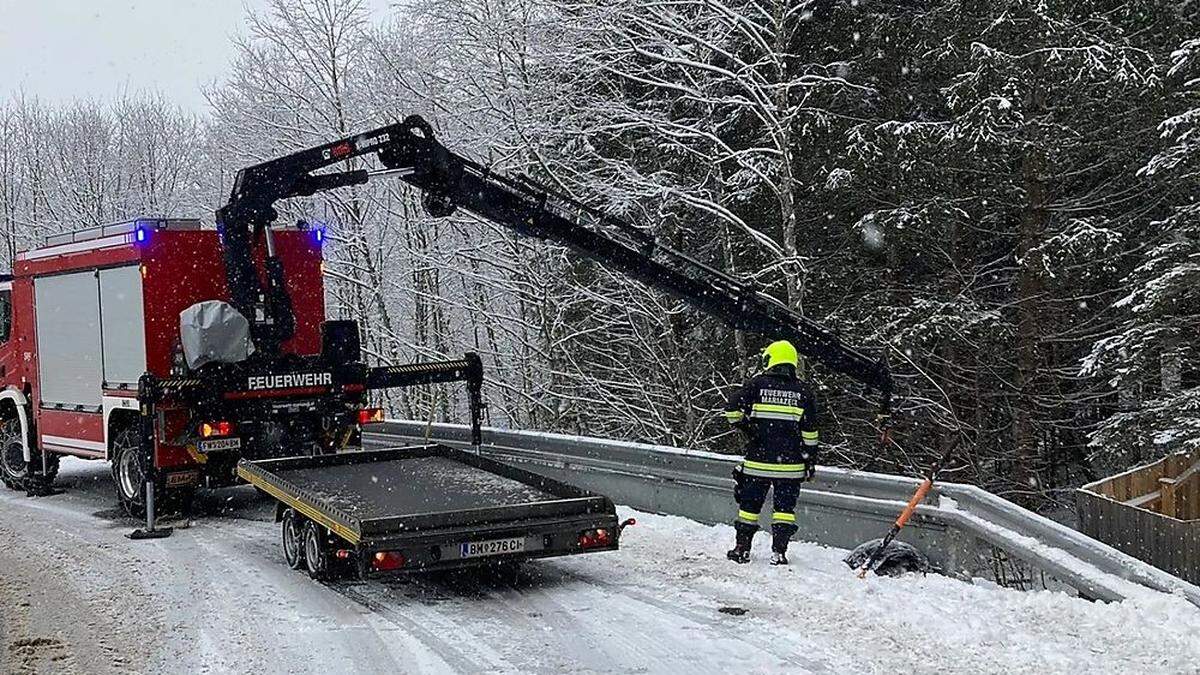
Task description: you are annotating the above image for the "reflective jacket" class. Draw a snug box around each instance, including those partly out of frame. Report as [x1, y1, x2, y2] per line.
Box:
[723, 366, 819, 480]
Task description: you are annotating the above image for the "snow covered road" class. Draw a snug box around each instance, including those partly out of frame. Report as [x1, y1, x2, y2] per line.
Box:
[1, 457, 1198, 674]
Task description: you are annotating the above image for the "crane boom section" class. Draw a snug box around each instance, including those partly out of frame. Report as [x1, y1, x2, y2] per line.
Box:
[218, 115, 892, 403]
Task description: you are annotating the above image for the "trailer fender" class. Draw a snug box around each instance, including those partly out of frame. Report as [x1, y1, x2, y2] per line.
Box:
[0, 389, 32, 463]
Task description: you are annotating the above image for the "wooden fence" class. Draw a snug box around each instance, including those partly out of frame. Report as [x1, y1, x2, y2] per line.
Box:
[1076, 451, 1200, 584]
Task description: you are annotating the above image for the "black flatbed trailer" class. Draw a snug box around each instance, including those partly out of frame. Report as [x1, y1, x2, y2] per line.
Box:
[237, 444, 622, 578]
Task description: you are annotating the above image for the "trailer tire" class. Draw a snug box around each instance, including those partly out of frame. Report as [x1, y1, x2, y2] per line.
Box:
[303, 520, 332, 580]
[282, 509, 307, 570]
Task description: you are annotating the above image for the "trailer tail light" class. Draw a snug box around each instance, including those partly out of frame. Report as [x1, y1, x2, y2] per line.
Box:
[358, 408, 384, 425]
[579, 528, 613, 549]
[372, 551, 406, 571]
[200, 421, 235, 438]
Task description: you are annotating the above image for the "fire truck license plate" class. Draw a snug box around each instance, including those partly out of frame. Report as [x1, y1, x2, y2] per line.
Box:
[199, 438, 242, 452]
[459, 537, 526, 559]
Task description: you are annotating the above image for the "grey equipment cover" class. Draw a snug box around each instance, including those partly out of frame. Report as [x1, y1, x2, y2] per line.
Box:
[180, 300, 256, 370]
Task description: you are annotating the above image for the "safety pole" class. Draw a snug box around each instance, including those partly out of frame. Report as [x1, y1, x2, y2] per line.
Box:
[128, 479, 173, 540]
[128, 379, 173, 540]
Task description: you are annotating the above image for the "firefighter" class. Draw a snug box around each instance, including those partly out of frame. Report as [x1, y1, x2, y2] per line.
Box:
[724, 340, 819, 565]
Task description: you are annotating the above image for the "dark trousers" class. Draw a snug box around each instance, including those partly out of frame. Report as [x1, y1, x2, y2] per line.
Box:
[733, 472, 801, 552]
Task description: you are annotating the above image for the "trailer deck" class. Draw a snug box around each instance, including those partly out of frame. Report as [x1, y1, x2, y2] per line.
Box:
[237, 444, 622, 576]
[271, 455, 556, 519]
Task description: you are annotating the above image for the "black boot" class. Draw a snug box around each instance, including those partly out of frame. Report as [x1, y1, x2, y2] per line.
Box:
[771, 524, 796, 566]
[728, 521, 756, 564]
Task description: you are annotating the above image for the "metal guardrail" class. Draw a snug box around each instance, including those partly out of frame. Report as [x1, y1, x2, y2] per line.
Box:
[368, 422, 1200, 607]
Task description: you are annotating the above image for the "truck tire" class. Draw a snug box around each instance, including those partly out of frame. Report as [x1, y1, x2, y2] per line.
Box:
[111, 426, 150, 518]
[303, 520, 333, 580]
[282, 509, 307, 570]
[0, 418, 57, 491]
[0, 430, 27, 490]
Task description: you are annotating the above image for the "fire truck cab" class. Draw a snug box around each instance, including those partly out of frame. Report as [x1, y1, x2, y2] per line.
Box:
[0, 217, 329, 513]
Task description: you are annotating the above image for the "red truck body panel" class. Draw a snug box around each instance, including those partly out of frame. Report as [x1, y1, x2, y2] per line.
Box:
[138, 230, 325, 377]
[2, 220, 326, 472]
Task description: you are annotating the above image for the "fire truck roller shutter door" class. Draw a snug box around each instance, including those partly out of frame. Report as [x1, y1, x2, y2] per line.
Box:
[34, 271, 104, 410]
[98, 266, 146, 388]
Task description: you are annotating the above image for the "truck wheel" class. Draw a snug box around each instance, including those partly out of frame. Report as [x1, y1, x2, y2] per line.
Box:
[111, 427, 149, 518]
[0, 434, 26, 490]
[282, 509, 307, 570]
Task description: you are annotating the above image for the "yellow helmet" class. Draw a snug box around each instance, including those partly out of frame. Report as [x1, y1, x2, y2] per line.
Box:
[761, 340, 798, 370]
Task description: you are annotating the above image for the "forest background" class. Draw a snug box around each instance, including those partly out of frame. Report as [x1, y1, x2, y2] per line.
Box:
[3, 0, 1198, 512]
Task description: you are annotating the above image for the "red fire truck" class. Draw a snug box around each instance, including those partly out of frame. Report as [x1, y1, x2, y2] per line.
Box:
[0, 217, 483, 518]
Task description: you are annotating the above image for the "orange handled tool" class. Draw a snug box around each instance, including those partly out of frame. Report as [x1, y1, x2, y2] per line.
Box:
[856, 438, 958, 578]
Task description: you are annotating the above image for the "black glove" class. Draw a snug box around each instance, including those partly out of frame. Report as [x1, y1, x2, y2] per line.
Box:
[802, 450, 818, 481]
[732, 466, 745, 502]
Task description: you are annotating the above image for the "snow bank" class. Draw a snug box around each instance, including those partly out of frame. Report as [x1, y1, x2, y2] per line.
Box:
[597, 509, 1200, 674]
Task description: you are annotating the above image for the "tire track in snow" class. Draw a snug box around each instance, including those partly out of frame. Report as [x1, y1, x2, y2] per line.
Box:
[203, 517, 457, 673]
[333, 582, 515, 673]
[398, 565, 640, 673]
[540, 561, 828, 672]
[555, 566, 828, 672]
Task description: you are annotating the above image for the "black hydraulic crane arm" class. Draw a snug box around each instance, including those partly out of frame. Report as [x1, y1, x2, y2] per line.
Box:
[218, 115, 893, 410]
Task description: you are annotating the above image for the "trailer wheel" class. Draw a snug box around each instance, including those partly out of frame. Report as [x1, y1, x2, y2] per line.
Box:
[303, 520, 332, 580]
[282, 509, 307, 570]
[111, 426, 150, 518]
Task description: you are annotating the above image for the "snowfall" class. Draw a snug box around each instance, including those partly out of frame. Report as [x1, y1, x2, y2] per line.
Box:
[1, 457, 1198, 674]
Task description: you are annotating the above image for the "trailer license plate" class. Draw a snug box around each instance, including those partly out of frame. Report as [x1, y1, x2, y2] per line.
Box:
[199, 437, 242, 452]
[460, 537, 526, 559]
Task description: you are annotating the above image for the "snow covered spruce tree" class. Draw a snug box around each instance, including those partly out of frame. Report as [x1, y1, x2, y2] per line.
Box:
[823, 0, 1179, 504]
[1085, 34, 1200, 469]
